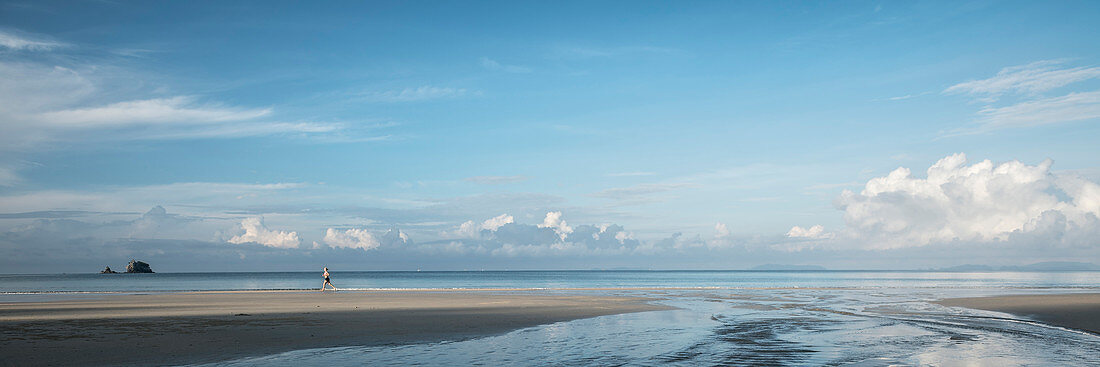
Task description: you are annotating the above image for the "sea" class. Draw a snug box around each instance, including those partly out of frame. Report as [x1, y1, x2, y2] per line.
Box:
[3, 270, 1099, 366]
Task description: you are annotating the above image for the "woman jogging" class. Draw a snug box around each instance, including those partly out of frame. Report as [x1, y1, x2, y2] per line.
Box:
[321, 267, 337, 292]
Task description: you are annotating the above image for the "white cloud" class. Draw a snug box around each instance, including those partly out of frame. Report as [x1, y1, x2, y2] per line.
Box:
[836, 153, 1100, 248]
[437, 222, 646, 256]
[322, 228, 380, 250]
[714, 222, 730, 238]
[614, 230, 632, 244]
[360, 86, 471, 103]
[0, 30, 65, 51]
[0, 55, 366, 149]
[454, 220, 480, 238]
[228, 217, 300, 248]
[479, 57, 532, 73]
[0, 63, 93, 116]
[538, 211, 573, 240]
[480, 213, 514, 231]
[968, 91, 1100, 131]
[125, 121, 345, 140]
[452, 213, 514, 238]
[944, 60, 1100, 100]
[786, 225, 831, 239]
[0, 30, 394, 153]
[942, 61, 1100, 135]
[37, 96, 271, 128]
[593, 224, 609, 240]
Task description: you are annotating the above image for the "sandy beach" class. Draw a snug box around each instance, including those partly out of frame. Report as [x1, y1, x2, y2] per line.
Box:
[936, 293, 1100, 334]
[0, 290, 671, 366]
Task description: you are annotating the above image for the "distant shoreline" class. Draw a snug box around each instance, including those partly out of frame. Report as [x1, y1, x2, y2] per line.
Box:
[5, 268, 1100, 275]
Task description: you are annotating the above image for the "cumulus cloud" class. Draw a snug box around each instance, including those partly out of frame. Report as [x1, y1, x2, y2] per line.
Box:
[317, 226, 408, 250]
[430, 214, 648, 257]
[394, 228, 410, 243]
[126, 205, 204, 239]
[480, 224, 645, 257]
[323, 228, 380, 250]
[614, 230, 633, 244]
[538, 211, 573, 240]
[714, 222, 731, 238]
[786, 225, 831, 239]
[480, 213, 514, 231]
[228, 217, 300, 248]
[836, 153, 1100, 248]
[454, 220, 479, 238]
[453, 213, 514, 238]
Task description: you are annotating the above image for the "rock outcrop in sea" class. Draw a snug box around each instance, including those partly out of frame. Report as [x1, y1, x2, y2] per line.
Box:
[126, 260, 155, 273]
[100, 266, 119, 274]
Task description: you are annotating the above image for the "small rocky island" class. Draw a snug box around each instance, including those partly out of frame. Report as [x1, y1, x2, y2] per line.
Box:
[100, 266, 119, 274]
[125, 260, 155, 273]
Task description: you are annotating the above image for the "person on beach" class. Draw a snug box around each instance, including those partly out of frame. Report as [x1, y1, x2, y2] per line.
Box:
[321, 267, 337, 292]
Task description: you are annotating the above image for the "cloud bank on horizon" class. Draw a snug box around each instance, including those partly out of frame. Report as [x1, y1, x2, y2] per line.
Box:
[1, 2, 1099, 271]
[794, 153, 1100, 250]
[2, 153, 1098, 272]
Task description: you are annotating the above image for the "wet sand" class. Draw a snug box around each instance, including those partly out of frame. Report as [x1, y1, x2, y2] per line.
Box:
[936, 293, 1100, 334]
[0, 290, 671, 366]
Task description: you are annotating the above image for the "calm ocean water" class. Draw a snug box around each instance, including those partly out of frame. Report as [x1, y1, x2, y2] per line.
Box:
[2, 270, 1099, 293]
[4, 271, 1099, 366]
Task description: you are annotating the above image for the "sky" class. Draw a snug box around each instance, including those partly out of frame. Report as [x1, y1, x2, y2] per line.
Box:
[1, 1, 1099, 272]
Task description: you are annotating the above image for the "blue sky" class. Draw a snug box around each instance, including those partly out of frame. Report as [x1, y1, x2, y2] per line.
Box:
[1, 1, 1099, 272]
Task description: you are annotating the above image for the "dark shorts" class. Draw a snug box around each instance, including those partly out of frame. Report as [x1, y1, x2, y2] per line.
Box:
[325, 277, 330, 282]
